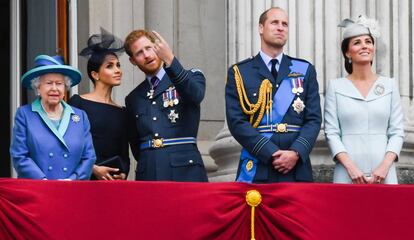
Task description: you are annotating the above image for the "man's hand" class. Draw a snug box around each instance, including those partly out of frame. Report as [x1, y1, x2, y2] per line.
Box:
[152, 31, 174, 66]
[272, 150, 299, 174]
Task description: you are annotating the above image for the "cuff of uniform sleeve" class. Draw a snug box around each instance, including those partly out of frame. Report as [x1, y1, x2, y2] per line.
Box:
[254, 139, 279, 164]
[164, 57, 187, 85]
[290, 137, 312, 163]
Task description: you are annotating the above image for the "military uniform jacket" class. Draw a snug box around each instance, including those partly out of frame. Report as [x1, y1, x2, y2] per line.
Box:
[225, 54, 321, 182]
[125, 57, 208, 182]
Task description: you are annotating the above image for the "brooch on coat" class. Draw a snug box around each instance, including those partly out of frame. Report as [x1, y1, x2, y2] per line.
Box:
[292, 97, 305, 114]
[374, 84, 385, 96]
[71, 114, 80, 123]
[168, 110, 179, 123]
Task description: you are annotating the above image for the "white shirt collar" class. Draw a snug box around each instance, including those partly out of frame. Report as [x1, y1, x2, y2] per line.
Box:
[259, 50, 283, 72]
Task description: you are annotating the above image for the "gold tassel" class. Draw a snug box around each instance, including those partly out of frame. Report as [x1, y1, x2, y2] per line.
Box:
[233, 65, 272, 128]
[246, 190, 262, 240]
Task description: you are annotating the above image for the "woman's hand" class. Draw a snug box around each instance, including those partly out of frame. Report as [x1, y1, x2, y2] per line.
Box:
[93, 165, 120, 180]
[370, 152, 396, 184]
[336, 152, 369, 184]
[112, 173, 127, 180]
[346, 166, 368, 184]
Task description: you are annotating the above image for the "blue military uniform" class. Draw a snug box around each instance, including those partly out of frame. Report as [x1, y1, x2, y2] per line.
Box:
[125, 57, 208, 182]
[225, 53, 321, 183]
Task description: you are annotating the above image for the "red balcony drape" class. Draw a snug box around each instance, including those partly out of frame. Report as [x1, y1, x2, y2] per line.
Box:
[0, 179, 413, 240]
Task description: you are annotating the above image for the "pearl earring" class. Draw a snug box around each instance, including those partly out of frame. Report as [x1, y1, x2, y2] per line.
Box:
[348, 58, 352, 64]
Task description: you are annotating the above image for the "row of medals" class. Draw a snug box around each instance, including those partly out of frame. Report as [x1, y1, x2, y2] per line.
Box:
[148, 86, 180, 123]
[291, 78, 305, 114]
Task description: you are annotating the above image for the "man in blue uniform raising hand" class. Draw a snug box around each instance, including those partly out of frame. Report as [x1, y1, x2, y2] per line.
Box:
[124, 30, 208, 182]
[225, 7, 321, 183]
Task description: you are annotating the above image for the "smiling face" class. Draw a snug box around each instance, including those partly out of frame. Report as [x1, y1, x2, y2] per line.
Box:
[346, 34, 375, 65]
[128, 36, 162, 75]
[92, 54, 122, 87]
[259, 8, 289, 51]
[37, 73, 66, 107]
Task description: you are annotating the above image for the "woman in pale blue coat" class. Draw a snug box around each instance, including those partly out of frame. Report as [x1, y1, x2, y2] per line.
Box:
[10, 55, 96, 180]
[324, 16, 404, 184]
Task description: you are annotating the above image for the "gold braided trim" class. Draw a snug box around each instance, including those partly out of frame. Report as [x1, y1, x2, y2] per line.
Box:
[233, 65, 273, 128]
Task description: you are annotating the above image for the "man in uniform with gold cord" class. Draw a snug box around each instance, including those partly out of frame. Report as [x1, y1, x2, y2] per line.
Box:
[225, 7, 321, 183]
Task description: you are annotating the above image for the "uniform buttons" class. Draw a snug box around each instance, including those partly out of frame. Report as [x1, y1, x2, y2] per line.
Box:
[48, 166, 53, 171]
[189, 160, 194, 164]
[152, 101, 156, 105]
[153, 117, 157, 121]
[63, 153, 68, 158]
[135, 114, 139, 118]
[63, 167, 68, 172]
[253, 93, 257, 97]
[276, 84, 279, 88]
[154, 133, 159, 137]
[49, 153, 54, 157]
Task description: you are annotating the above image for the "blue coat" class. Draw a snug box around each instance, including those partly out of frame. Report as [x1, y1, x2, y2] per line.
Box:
[10, 98, 96, 180]
[125, 57, 208, 181]
[324, 77, 404, 184]
[225, 54, 321, 182]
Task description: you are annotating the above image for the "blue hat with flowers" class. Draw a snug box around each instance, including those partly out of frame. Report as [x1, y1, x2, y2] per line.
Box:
[21, 55, 82, 88]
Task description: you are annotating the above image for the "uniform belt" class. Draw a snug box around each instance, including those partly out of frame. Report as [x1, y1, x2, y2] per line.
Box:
[257, 123, 301, 133]
[140, 137, 197, 150]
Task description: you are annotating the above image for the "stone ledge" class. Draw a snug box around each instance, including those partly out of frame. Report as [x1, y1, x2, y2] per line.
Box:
[313, 164, 414, 184]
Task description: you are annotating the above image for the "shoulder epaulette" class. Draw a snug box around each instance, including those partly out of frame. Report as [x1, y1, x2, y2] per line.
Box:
[286, 55, 312, 65]
[232, 56, 254, 68]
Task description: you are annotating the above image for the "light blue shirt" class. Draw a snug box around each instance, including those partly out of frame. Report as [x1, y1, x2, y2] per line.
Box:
[259, 50, 283, 73]
[146, 67, 166, 85]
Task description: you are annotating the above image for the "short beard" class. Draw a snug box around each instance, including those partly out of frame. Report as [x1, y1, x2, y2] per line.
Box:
[138, 58, 163, 75]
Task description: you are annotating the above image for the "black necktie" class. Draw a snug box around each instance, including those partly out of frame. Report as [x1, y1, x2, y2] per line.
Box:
[271, 59, 278, 81]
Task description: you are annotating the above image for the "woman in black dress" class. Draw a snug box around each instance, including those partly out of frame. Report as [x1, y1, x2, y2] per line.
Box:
[69, 30, 129, 180]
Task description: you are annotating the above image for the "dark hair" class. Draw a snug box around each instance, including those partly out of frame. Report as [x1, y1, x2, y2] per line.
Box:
[87, 52, 118, 84]
[341, 35, 375, 74]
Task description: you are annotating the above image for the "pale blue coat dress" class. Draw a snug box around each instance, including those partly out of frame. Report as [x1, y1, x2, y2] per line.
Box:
[324, 76, 404, 184]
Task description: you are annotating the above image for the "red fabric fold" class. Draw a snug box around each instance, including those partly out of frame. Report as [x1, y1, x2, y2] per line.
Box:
[0, 179, 413, 240]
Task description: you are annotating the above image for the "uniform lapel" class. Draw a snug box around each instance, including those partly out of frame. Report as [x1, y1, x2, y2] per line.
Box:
[276, 55, 292, 85]
[252, 54, 274, 84]
[153, 74, 172, 98]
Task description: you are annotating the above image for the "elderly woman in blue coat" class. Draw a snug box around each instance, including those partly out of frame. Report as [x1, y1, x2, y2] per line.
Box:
[10, 55, 96, 180]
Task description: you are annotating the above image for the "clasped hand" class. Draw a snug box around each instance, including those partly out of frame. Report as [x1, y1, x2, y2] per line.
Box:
[272, 150, 299, 174]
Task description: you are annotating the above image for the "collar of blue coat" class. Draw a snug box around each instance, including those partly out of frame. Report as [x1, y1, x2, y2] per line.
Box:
[334, 76, 391, 101]
[31, 97, 75, 149]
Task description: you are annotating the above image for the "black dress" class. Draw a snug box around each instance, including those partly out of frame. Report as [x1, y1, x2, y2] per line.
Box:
[68, 94, 130, 179]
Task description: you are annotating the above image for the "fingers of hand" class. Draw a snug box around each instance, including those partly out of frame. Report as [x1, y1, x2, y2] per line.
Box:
[152, 31, 165, 43]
